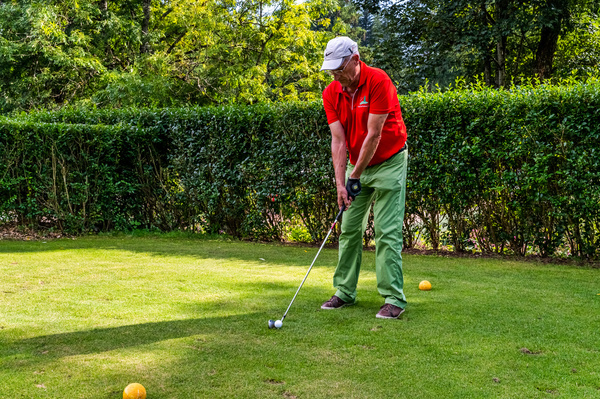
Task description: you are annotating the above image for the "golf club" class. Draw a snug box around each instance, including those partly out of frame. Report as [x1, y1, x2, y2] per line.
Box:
[268, 204, 346, 329]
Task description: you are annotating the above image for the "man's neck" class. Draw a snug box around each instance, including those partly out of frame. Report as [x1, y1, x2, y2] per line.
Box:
[343, 85, 358, 96]
[342, 63, 361, 95]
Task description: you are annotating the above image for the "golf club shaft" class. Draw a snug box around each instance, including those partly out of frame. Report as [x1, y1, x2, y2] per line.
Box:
[281, 205, 345, 321]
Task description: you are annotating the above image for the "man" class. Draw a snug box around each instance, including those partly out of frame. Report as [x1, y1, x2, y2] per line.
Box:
[319, 36, 408, 319]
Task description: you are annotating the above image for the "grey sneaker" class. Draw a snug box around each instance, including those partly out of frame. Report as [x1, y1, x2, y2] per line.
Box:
[376, 303, 405, 319]
[321, 295, 353, 310]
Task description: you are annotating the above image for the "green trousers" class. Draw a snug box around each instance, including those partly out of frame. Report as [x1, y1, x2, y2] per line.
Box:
[334, 148, 408, 309]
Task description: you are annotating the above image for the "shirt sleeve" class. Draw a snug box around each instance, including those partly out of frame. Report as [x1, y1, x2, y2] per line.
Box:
[369, 74, 397, 114]
[323, 89, 339, 124]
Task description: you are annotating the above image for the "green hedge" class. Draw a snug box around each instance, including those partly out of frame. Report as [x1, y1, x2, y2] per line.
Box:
[0, 119, 181, 232]
[2, 82, 600, 258]
[1, 104, 337, 242]
[403, 83, 600, 258]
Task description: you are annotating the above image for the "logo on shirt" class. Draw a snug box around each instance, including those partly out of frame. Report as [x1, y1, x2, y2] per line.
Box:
[358, 96, 369, 108]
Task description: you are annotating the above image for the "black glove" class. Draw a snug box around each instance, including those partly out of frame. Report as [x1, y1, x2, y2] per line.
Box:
[345, 178, 362, 199]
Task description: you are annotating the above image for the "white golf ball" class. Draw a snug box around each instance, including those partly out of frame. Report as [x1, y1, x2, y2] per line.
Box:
[274, 320, 283, 329]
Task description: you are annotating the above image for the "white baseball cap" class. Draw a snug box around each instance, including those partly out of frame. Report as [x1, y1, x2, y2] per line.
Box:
[320, 36, 359, 71]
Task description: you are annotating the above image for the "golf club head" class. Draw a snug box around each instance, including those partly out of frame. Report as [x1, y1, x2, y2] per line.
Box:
[268, 319, 275, 329]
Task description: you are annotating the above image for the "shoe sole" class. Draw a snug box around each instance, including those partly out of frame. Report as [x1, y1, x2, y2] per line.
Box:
[320, 302, 355, 310]
[376, 309, 405, 319]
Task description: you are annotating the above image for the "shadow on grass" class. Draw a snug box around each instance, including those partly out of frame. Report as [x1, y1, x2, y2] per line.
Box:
[0, 279, 355, 357]
[1, 280, 391, 359]
[0, 236, 343, 269]
[1, 312, 263, 366]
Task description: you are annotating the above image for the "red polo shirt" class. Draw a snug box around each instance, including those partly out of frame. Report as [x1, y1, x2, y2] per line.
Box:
[322, 61, 407, 166]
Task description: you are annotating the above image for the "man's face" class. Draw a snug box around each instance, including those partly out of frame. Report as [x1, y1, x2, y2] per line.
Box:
[329, 55, 357, 86]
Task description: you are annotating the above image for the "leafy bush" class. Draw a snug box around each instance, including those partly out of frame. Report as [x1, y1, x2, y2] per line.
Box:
[0, 119, 183, 232]
[1, 103, 337, 241]
[2, 82, 600, 258]
[401, 82, 600, 258]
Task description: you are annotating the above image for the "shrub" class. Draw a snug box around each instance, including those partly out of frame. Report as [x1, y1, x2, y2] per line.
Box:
[2, 82, 600, 258]
[401, 82, 600, 258]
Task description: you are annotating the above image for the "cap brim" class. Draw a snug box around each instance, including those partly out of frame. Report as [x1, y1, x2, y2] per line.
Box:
[320, 58, 344, 71]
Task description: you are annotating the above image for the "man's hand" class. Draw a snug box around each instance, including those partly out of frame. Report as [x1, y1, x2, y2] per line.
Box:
[345, 178, 362, 200]
[337, 187, 351, 210]
[337, 178, 361, 210]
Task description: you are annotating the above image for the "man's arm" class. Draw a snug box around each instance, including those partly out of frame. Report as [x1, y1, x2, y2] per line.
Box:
[329, 120, 351, 209]
[349, 113, 389, 179]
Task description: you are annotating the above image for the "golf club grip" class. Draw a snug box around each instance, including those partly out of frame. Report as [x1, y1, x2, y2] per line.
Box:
[333, 204, 345, 226]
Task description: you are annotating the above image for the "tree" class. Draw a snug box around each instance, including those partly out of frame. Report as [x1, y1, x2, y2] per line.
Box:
[157, 0, 338, 104]
[360, 0, 600, 92]
[553, 9, 600, 78]
[0, 0, 342, 111]
[0, 1, 107, 111]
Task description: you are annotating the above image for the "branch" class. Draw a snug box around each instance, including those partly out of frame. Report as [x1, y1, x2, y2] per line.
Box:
[167, 31, 187, 54]
[160, 8, 174, 20]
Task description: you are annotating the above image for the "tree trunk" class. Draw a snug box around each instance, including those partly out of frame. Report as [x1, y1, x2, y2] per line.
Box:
[496, 36, 507, 87]
[494, 0, 509, 88]
[483, 54, 492, 86]
[534, 24, 560, 80]
[534, 0, 568, 80]
[480, 2, 493, 87]
[141, 0, 151, 54]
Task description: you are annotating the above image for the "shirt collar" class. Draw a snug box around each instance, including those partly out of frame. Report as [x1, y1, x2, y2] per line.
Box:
[357, 60, 368, 88]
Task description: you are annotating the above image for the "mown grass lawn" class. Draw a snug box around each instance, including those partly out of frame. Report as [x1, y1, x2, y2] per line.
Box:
[0, 236, 599, 398]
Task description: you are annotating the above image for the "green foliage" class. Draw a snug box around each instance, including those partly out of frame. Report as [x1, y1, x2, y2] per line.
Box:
[402, 80, 600, 258]
[0, 0, 343, 113]
[0, 118, 182, 232]
[1, 0, 599, 112]
[1, 103, 337, 242]
[364, 0, 600, 93]
[0, 1, 106, 112]
[2, 82, 600, 258]
[166, 102, 337, 241]
[554, 13, 600, 79]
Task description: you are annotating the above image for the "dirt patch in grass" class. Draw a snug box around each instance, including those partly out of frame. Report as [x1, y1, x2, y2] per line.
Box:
[520, 347, 544, 355]
[274, 238, 599, 267]
[2, 222, 598, 267]
[402, 247, 600, 268]
[0, 222, 68, 241]
[265, 379, 285, 385]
